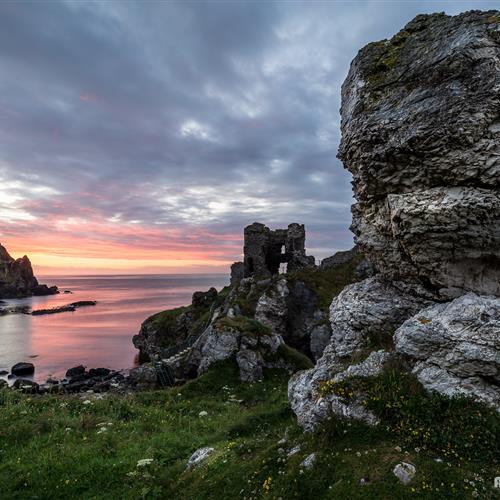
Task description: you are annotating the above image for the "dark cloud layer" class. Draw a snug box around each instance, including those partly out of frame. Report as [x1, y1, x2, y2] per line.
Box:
[0, 0, 497, 270]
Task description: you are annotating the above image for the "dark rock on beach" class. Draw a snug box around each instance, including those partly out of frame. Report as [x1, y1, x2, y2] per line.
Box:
[32, 301, 97, 316]
[13, 379, 39, 394]
[11, 362, 35, 376]
[88, 367, 111, 378]
[66, 365, 86, 378]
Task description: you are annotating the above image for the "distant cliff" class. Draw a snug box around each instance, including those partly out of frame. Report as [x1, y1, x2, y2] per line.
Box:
[0, 243, 58, 299]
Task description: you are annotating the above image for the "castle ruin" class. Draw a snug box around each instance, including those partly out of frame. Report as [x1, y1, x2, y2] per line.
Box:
[230, 222, 315, 285]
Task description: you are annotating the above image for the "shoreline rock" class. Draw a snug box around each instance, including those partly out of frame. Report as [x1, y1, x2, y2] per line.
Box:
[31, 301, 97, 316]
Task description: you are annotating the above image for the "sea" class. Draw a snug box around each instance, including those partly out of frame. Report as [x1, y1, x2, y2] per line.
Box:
[0, 274, 228, 383]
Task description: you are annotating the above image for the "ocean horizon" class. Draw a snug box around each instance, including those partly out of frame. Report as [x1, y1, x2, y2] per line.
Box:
[0, 273, 229, 383]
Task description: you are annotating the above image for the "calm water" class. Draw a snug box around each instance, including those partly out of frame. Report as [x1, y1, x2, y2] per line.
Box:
[0, 274, 228, 382]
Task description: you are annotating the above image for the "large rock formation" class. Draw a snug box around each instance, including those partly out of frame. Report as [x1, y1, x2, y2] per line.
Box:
[338, 10, 500, 300]
[0, 243, 58, 299]
[289, 11, 500, 430]
[288, 277, 427, 429]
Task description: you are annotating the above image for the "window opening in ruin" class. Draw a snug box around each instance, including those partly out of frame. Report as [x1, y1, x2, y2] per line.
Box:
[281, 245, 285, 254]
[279, 262, 288, 274]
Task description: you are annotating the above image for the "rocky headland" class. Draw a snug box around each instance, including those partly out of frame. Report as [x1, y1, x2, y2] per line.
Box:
[131, 11, 500, 430]
[0, 243, 58, 299]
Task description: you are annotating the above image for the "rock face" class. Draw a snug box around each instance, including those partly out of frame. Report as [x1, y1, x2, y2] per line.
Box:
[169, 317, 301, 384]
[289, 349, 393, 431]
[338, 11, 500, 299]
[327, 277, 429, 361]
[320, 246, 359, 270]
[0, 243, 58, 298]
[395, 294, 500, 408]
[288, 276, 427, 430]
[288, 11, 500, 430]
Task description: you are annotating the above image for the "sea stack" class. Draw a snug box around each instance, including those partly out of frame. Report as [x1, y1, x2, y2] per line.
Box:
[0, 243, 58, 299]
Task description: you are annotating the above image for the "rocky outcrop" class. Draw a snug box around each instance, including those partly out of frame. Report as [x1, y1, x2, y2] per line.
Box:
[338, 10, 500, 300]
[288, 277, 428, 429]
[327, 277, 429, 362]
[0, 243, 58, 298]
[395, 293, 500, 409]
[31, 301, 97, 316]
[255, 278, 289, 337]
[321, 246, 359, 270]
[289, 11, 500, 429]
[289, 350, 393, 431]
[133, 307, 197, 362]
[133, 287, 226, 362]
[165, 316, 310, 384]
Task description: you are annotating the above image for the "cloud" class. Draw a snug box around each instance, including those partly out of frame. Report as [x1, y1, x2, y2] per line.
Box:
[0, 0, 497, 271]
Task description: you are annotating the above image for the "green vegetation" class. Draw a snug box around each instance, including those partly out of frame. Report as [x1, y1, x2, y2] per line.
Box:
[0, 361, 498, 499]
[288, 253, 364, 310]
[273, 344, 314, 371]
[148, 306, 190, 334]
[217, 316, 271, 336]
[320, 366, 500, 463]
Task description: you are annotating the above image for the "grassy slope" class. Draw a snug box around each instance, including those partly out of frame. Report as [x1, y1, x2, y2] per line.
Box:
[288, 254, 364, 310]
[0, 362, 498, 499]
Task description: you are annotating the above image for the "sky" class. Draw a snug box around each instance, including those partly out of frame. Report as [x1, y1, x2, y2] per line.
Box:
[0, 0, 497, 275]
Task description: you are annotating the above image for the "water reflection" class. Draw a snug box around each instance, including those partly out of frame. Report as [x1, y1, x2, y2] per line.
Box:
[0, 274, 228, 382]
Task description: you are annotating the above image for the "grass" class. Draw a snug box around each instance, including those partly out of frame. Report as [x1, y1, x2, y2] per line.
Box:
[0, 360, 498, 499]
[217, 316, 271, 336]
[287, 253, 364, 310]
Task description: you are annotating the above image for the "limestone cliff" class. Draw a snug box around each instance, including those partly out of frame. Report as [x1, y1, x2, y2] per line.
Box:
[0, 243, 58, 299]
[338, 10, 500, 299]
[289, 11, 500, 430]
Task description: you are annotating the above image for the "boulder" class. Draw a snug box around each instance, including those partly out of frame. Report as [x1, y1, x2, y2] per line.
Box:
[327, 277, 429, 362]
[13, 379, 39, 394]
[186, 447, 214, 469]
[289, 276, 429, 430]
[395, 293, 500, 409]
[11, 362, 35, 376]
[338, 11, 500, 299]
[393, 463, 416, 485]
[196, 324, 240, 374]
[288, 350, 393, 431]
[66, 365, 86, 378]
[128, 364, 157, 388]
[88, 368, 111, 378]
[236, 347, 264, 383]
